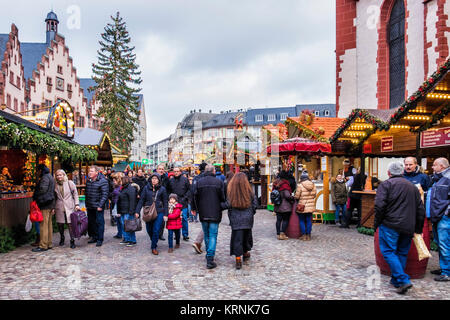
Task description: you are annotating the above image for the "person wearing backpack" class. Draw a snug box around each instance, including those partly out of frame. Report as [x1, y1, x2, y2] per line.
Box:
[54, 169, 80, 249]
[32, 164, 56, 252]
[273, 178, 294, 240]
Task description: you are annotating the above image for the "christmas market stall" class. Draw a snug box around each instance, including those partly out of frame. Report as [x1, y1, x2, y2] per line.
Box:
[0, 102, 97, 228]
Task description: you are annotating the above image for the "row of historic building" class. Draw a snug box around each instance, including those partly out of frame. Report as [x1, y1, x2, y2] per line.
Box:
[0, 11, 147, 162]
[146, 104, 336, 168]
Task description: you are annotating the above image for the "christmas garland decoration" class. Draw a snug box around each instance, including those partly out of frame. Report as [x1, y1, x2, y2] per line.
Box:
[0, 116, 97, 163]
[411, 102, 450, 133]
[389, 58, 450, 125]
[285, 117, 329, 143]
[329, 109, 390, 144]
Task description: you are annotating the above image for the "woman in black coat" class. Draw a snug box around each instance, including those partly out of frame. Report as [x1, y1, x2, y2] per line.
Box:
[117, 176, 139, 247]
[226, 172, 257, 269]
[135, 173, 168, 255]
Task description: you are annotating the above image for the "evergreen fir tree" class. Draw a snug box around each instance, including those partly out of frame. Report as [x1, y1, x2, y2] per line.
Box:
[90, 11, 142, 153]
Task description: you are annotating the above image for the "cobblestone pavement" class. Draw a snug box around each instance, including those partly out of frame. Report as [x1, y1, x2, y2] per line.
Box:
[0, 210, 448, 300]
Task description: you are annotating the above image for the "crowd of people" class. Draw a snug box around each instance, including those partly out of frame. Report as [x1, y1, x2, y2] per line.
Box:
[28, 157, 449, 281]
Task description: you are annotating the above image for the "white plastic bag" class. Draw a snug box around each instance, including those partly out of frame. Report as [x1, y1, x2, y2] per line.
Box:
[25, 214, 32, 232]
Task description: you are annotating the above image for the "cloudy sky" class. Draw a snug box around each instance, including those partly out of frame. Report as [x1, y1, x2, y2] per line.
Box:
[1, 0, 336, 145]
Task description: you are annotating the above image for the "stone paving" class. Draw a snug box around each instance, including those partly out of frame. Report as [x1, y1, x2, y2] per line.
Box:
[0, 209, 448, 300]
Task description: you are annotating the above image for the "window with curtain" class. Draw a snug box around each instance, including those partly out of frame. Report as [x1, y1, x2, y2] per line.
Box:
[389, 0, 405, 109]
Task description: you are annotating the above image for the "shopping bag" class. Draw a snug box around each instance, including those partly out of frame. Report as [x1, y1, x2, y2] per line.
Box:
[413, 233, 432, 261]
[29, 201, 43, 223]
[25, 215, 32, 232]
[124, 218, 142, 232]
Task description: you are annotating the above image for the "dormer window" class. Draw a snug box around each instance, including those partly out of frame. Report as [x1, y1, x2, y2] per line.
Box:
[280, 113, 288, 121]
[267, 114, 276, 122]
[314, 110, 320, 117]
[324, 110, 330, 116]
[255, 114, 263, 122]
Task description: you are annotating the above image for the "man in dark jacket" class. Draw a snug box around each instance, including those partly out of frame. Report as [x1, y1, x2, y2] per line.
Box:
[344, 169, 366, 227]
[156, 164, 169, 240]
[167, 167, 192, 241]
[429, 157, 450, 281]
[192, 165, 226, 269]
[132, 168, 148, 196]
[404, 157, 431, 192]
[331, 174, 347, 226]
[32, 164, 56, 252]
[85, 165, 110, 247]
[374, 162, 425, 294]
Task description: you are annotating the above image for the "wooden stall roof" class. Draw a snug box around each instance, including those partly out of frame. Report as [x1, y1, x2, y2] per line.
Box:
[286, 116, 345, 142]
[330, 57, 450, 154]
[73, 128, 113, 165]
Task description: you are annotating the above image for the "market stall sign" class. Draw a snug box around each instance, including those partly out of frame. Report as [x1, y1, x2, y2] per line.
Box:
[420, 126, 450, 148]
[381, 136, 393, 152]
[363, 144, 373, 154]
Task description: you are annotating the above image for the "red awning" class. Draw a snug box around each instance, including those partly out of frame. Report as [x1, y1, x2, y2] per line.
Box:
[267, 138, 331, 155]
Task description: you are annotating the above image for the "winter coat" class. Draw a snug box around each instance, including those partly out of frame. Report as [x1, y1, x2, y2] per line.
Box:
[274, 180, 294, 214]
[135, 184, 168, 216]
[33, 169, 56, 210]
[167, 203, 183, 230]
[216, 171, 226, 182]
[374, 175, 425, 236]
[54, 180, 79, 224]
[404, 167, 431, 192]
[167, 175, 191, 209]
[117, 183, 138, 216]
[85, 173, 109, 210]
[331, 180, 348, 205]
[192, 172, 226, 223]
[227, 194, 257, 230]
[110, 186, 121, 207]
[132, 176, 148, 195]
[429, 167, 450, 224]
[294, 180, 317, 213]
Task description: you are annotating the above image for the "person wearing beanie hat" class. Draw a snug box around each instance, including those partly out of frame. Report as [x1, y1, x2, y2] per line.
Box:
[136, 171, 168, 255]
[169, 193, 178, 201]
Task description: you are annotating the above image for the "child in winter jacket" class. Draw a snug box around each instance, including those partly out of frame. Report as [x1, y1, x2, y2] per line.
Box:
[166, 193, 183, 252]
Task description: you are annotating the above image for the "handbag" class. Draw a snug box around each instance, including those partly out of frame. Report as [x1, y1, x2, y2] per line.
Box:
[124, 217, 142, 232]
[142, 190, 158, 223]
[30, 201, 43, 223]
[296, 202, 305, 213]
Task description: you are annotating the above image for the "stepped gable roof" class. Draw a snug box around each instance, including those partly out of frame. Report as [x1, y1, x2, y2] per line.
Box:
[202, 112, 243, 129]
[20, 42, 49, 80]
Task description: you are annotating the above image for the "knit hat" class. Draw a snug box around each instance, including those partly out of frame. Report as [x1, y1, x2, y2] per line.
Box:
[150, 173, 161, 182]
[300, 170, 309, 181]
[169, 193, 178, 201]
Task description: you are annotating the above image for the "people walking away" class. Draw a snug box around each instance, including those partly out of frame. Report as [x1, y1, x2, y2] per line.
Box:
[136, 173, 168, 255]
[331, 174, 347, 225]
[272, 177, 294, 240]
[117, 176, 139, 247]
[295, 171, 317, 241]
[226, 172, 257, 269]
[342, 168, 366, 228]
[404, 157, 431, 192]
[167, 193, 183, 253]
[429, 157, 450, 282]
[32, 164, 56, 252]
[192, 165, 226, 269]
[54, 169, 80, 249]
[167, 167, 191, 241]
[156, 165, 169, 241]
[111, 173, 123, 239]
[374, 162, 425, 294]
[85, 165, 110, 247]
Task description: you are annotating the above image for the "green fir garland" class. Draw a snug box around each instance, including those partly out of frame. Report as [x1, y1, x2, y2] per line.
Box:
[0, 116, 97, 163]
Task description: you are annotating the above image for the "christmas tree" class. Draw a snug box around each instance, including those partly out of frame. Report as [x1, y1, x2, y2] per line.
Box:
[91, 12, 142, 153]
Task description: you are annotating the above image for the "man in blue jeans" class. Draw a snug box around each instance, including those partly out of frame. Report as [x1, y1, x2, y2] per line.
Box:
[374, 162, 425, 294]
[429, 157, 450, 282]
[85, 166, 110, 247]
[192, 165, 226, 269]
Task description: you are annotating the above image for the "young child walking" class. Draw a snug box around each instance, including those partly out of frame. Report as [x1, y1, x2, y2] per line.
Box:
[166, 193, 183, 253]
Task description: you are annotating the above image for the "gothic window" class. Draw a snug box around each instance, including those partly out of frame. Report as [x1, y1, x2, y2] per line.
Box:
[389, 0, 405, 109]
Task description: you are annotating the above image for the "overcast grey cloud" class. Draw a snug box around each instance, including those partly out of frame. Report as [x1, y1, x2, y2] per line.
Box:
[0, 0, 336, 144]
